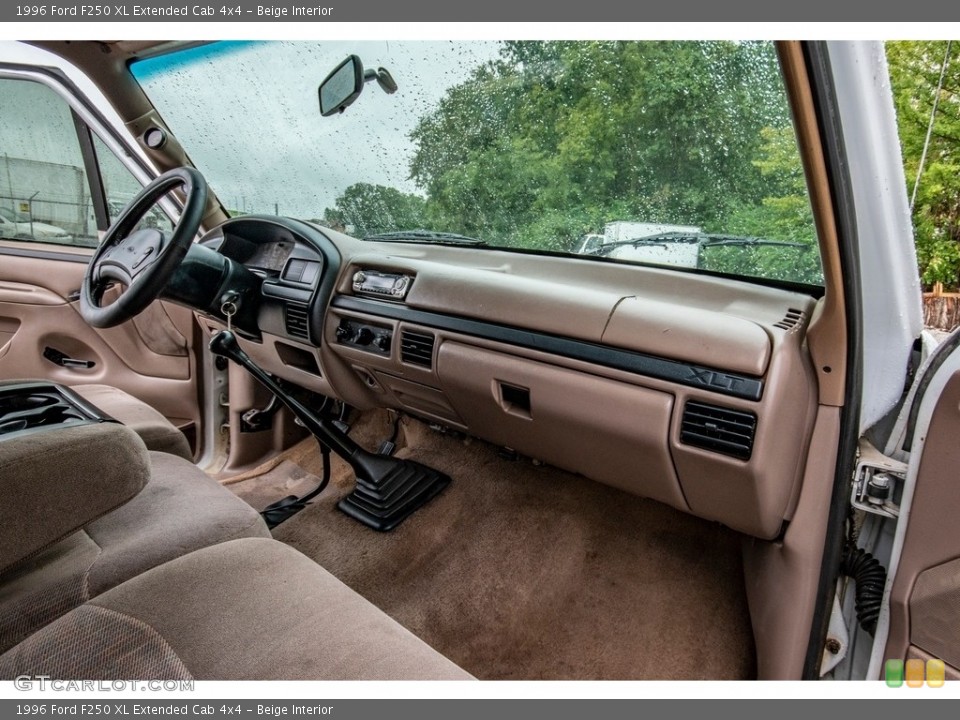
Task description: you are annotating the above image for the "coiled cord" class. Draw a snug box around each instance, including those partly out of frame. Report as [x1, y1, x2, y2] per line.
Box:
[841, 546, 887, 635]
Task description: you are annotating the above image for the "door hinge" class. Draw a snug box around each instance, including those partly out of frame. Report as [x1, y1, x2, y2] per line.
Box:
[852, 438, 906, 519]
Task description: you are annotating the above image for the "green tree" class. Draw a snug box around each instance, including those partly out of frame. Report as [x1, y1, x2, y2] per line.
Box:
[706, 125, 822, 284]
[887, 41, 960, 290]
[324, 183, 427, 237]
[410, 41, 798, 256]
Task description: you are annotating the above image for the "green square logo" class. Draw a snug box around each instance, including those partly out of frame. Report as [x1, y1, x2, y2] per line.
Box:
[886, 659, 905, 687]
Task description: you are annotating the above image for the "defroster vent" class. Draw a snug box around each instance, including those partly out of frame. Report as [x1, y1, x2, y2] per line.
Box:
[680, 401, 757, 460]
[774, 308, 804, 331]
[400, 330, 435, 368]
[284, 304, 310, 340]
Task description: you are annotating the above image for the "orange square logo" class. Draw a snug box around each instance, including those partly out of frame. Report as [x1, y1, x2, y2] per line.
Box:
[906, 658, 925, 687]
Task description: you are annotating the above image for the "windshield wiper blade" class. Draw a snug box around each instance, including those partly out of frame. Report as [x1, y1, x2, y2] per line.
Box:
[363, 229, 487, 246]
[594, 232, 808, 256]
[699, 235, 809, 250]
[592, 232, 703, 255]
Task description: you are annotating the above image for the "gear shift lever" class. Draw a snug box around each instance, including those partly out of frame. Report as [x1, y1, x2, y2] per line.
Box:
[210, 330, 450, 531]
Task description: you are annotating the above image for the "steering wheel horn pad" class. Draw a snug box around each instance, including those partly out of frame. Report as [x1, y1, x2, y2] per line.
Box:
[96, 228, 165, 286]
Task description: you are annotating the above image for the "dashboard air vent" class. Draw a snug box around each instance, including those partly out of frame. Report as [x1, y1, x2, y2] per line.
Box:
[284, 304, 310, 340]
[400, 330, 435, 368]
[773, 308, 804, 331]
[680, 401, 757, 461]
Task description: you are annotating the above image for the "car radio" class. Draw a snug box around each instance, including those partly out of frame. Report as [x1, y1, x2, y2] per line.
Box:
[352, 270, 413, 300]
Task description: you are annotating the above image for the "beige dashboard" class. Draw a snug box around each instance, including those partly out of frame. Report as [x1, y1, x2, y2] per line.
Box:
[207, 229, 821, 540]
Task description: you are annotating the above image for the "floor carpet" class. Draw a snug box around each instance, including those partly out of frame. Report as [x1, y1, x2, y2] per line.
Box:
[225, 412, 756, 680]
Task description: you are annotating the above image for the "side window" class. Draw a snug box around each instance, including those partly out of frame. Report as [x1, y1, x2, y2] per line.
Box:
[0, 77, 98, 247]
[92, 135, 173, 234]
[0, 76, 171, 248]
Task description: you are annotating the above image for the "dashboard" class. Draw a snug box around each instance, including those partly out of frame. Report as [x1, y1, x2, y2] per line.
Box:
[194, 215, 820, 541]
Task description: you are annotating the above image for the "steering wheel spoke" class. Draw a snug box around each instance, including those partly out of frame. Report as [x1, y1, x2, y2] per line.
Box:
[80, 168, 207, 328]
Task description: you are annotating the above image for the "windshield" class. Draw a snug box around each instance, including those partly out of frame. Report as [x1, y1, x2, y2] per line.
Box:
[132, 40, 823, 287]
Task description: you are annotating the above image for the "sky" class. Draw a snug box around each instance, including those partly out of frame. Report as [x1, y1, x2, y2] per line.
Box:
[0, 38, 502, 220]
[130, 40, 502, 218]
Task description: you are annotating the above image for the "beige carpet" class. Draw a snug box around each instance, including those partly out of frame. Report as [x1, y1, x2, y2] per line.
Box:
[227, 412, 756, 680]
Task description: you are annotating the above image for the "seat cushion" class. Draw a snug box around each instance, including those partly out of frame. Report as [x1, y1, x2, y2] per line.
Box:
[0, 538, 473, 681]
[0, 452, 270, 653]
[71, 384, 192, 460]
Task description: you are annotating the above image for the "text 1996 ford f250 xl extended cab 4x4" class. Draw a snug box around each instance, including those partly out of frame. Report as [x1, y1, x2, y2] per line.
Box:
[0, 38, 955, 683]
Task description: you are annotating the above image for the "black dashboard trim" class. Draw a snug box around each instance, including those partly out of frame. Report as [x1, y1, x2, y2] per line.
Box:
[214, 215, 342, 345]
[262, 281, 313, 304]
[331, 295, 764, 401]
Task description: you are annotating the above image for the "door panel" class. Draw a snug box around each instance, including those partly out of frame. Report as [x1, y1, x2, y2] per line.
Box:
[909, 557, 960, 670]
[885, 368, 960, 675]
[0, 247, 200, 430]
[0, 69, 202, 446]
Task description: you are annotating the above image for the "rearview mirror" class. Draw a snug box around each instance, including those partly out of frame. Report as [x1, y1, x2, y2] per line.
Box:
[319, 55, 364, 117]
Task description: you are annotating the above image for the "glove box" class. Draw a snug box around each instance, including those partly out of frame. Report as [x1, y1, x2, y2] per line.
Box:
[435, 341, 687, 511]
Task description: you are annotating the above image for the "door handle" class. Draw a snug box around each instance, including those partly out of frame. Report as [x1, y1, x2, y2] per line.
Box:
[66, 289, 82, 302]
[43, 346, 95, 369]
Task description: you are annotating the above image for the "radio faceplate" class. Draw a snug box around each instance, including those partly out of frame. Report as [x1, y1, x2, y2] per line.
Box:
[352, 270, 413, 300]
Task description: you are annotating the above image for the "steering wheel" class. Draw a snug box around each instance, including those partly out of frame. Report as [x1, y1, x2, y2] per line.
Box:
[80, 167, 207, 328]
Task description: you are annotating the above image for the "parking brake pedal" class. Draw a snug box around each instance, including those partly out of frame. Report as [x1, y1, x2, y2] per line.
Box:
[209, 330, 450, 531]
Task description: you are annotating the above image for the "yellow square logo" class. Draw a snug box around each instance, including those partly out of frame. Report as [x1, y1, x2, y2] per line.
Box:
[926, 659, 946, 688]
